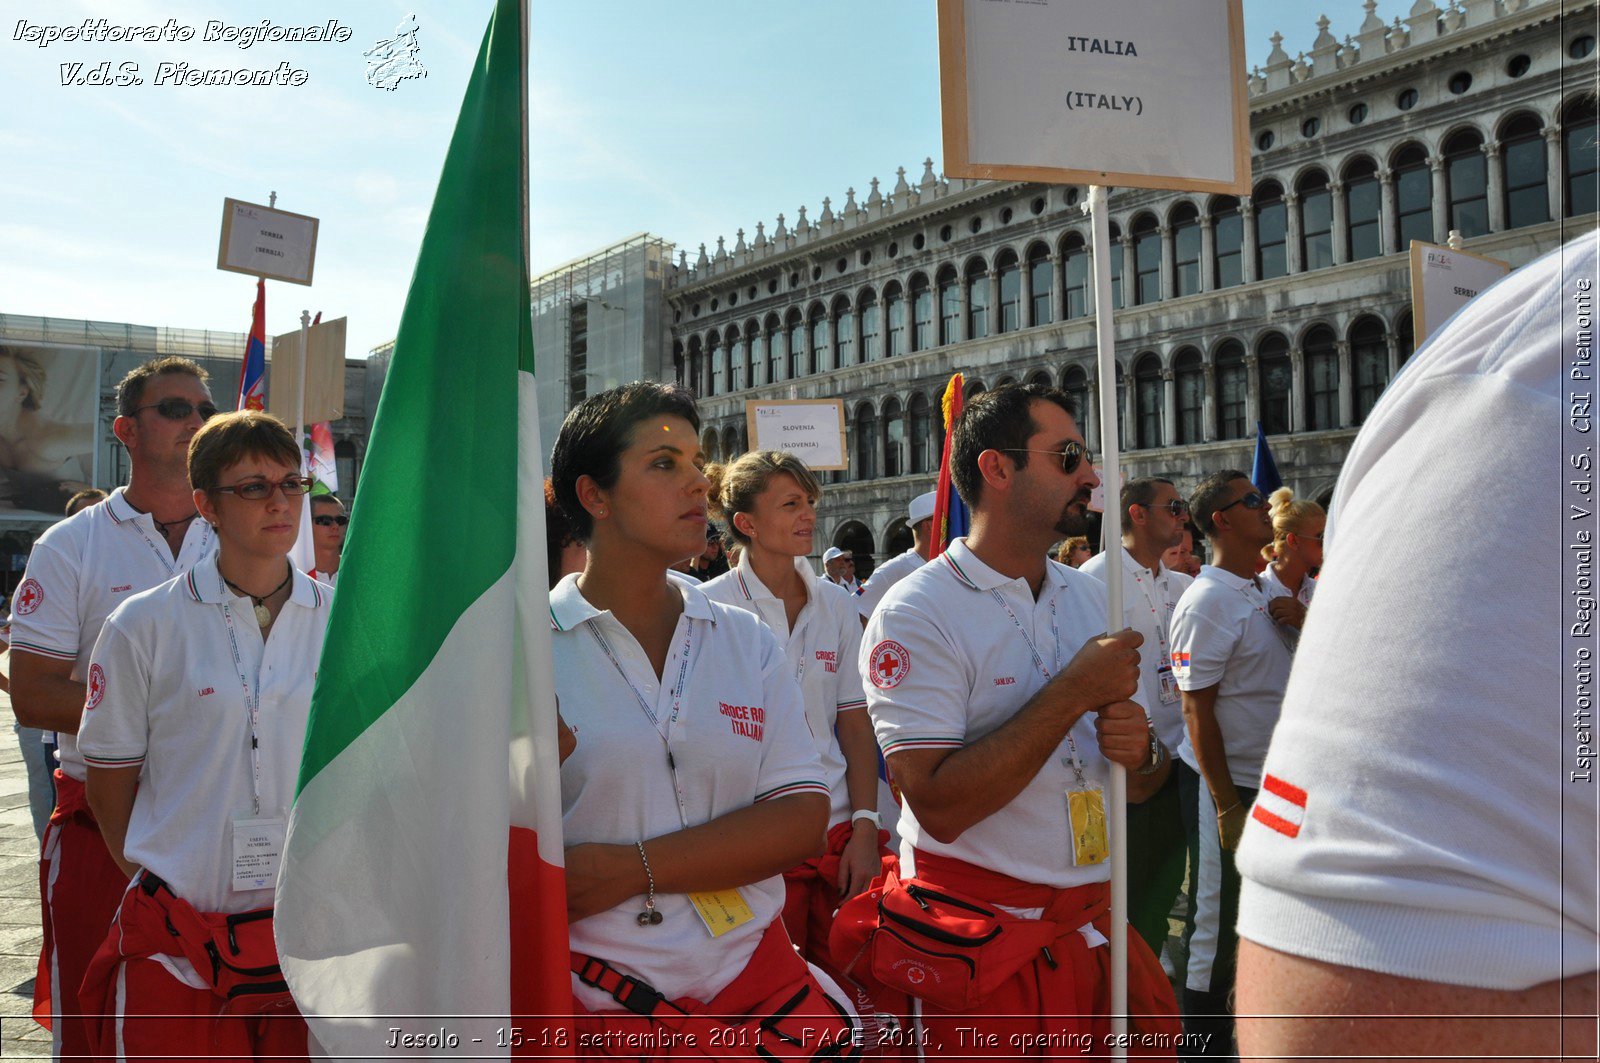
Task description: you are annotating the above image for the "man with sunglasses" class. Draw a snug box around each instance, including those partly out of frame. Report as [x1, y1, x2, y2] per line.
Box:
[10, 355, 220, 1059]
[309, 493, 348, 587]
[1167, 470, 1296, 1061]
[859, 384, 1179, 1056]
[1080, 478, 1194, 959]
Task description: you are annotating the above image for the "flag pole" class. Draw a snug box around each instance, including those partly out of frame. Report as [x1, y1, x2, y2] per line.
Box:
[1088, 183, 1129, 1055]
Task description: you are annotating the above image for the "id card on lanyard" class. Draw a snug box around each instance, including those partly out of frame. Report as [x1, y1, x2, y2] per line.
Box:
[218, 572, 284, 891]
[1132, 568, 1181, 705]
[984, 585, 1107, 867]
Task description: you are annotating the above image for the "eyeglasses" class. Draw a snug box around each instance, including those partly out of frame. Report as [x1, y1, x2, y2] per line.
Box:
[312, 514, 349, 527]
[998, 440, 1092, 475]
[131, 398, 219, 422]
[1143, 499, 1190, 517]
[213, 476, 314, 501]
[1216, 490, 1268, 514]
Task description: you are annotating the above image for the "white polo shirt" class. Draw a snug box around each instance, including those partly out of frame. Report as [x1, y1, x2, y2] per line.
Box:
[1079, 546, 1193, 751]
[1169, 565, 1294, 788]
[1259, 563, 1314, 607]
[76, 553, 331, 914]
[551, 574, 827, 1009]
[702, 557, 867, 827]
[10, 487, 215, 782]
[863, 538, 1142, 890]
[854, 549, 927, 621]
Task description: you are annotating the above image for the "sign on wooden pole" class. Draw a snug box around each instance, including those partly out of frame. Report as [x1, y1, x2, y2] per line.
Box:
[269, 317, 347, 425]
[745, 399, 848, 471]
[218, 197, 320, 286]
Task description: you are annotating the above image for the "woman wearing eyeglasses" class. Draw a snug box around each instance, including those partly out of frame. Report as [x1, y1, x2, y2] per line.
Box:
[78, 410, 329, 1059]
[549, 382, 861, 1055]
[1259, 487, 1324, 629]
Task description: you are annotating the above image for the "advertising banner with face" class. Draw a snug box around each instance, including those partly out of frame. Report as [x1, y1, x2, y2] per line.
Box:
[0, 343, 100, 520]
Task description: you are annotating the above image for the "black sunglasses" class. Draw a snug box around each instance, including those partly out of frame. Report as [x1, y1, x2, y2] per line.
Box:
[1143, 499, 1190, 517]
[132, 398, 219, 422]
[214, 476, 314, 501]
[1217, 490, 1268, 514]
[998, 440, 1092, 475]
[313, 514, 349, 527]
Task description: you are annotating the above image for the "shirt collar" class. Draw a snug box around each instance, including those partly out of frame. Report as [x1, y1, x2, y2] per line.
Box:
[1119, 544, 1172, 582]
[732, 555, 816, 602]
[104, 487, 141, 527]
[1198, 563, 1254, 590]
[549, 571, 716, 632]
[941, 537, 1072, 596]
[182, 553, 327, 609]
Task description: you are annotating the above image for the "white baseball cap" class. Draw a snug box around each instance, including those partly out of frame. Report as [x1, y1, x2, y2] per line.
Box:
[908, 491, 937, 525]
[823, 546, 852, 563]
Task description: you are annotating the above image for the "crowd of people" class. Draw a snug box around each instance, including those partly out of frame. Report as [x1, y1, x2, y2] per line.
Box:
[7, 235, 1594, 1061]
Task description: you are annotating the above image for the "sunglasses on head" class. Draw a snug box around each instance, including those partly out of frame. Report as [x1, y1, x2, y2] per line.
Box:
[132, 398, 219, 421]
[313, 514, 349, 527]
[213, 476, 313, 501]
[1216, 490, 1268, 514]
[998, 440, 1092, 475]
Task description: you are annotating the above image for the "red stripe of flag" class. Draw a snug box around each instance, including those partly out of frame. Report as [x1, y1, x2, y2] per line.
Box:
[1262, 773, 1308, 807]
[1252, 804, 1302, 838]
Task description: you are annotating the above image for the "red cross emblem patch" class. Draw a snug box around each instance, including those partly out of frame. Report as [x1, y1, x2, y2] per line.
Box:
[14, 578, 42, 616]
[869, 640, 910, 689]
[86, 663, 105, 711]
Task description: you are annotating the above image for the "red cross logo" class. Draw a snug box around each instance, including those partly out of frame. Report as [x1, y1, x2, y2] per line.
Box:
[86, 664, 105, 710]
[869, 640, 910, 689]
[14, 578, 42, 616]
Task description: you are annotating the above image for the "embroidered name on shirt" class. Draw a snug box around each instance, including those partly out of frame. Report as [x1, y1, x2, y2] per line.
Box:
[198, 687, 215, 697]
[110, 584, 133, 593]
[814, 649, 838, 673]
[994, 676, 1017, 686]
[718, 701, 765, 741]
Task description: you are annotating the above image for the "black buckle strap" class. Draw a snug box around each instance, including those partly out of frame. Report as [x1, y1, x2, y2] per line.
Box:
[574, 956, 669, 1018]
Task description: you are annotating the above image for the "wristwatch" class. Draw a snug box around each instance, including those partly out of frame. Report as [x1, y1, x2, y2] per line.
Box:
[1134, 731, 1166, 776]
[850, 808, 882, 830]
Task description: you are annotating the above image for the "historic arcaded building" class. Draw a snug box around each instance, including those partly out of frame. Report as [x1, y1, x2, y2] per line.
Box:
[663, 0, 1597, 571]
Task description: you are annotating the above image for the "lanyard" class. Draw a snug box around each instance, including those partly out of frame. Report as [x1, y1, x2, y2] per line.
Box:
[217, 571, 265, 817]
[1129, 566, 1174, 664]
[985, 587, 1089, 787]
[130, 515, 211, 577]
[587, 618, 694, 827]
[1237, 579, 1299, 653]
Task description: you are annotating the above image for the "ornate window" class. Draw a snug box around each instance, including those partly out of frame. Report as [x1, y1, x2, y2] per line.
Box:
[910, 274, 934, 351]
[884, 283, 906, 358]
[859, 290, 880, 362]
[1343, 157, 1382, 261]
[1172, 203, 1201, 297]
[1444, 129, 1488, 237]
[1258, 333, 1292, 436]
[937, 266, 961, 345]
[1174, 348, 1204, 444]
[1393, 143, 1432, 248]
[1351, 316, 1389, 424]
[1211, 196, 1243, 288]
[909, 393, 931, 474]
[832, 297, 854, 368]
[1028, 244, 1053, 324]
[1564, 96, 1598, 218]
[882, 398, 905, 478]
[1216, 341, 1247, 440]
[1132, 214, 1161, 304]
[1134, 353, 1163, 448]
[996, 251, 1021, 332]
[1062, 234, 1089, 318]
[1501, 113, 1549, 229]
[1298, 170, 1333, 271]
[966, 259, 990, 339]
[1302, 325, 1339, 431]
[1254, 182, 1288, 281]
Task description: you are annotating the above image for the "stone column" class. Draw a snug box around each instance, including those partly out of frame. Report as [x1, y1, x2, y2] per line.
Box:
[1289, 347, 1307, 433]
[1241, 198, 1259, 284]
[1050, 253, 1065, 321]
[1336, 339, 1354, 428]
[1162, 368, 1178, 447]
[1285, 190, 1304, 274]
[1202, 362, 1217, 442]
[1122, 366, 1138, 450]
[1545, 124, 1565, 221]
[1429, 154, 1449, 243]
[1386, 334, 1400, 381]
[1330, 180, 1349, 266]
[1245, 354, 1261, 432]
[1378, 167, 1397, 256]
[1483, 140, 1505, 232]
[1120, 235, 1136, 307]
[1199, 213, 1216, 291]
[1159, 225, 1176, 300]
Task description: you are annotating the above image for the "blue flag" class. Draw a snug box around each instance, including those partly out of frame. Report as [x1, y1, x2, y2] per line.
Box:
[1251, 420, 1283, 495]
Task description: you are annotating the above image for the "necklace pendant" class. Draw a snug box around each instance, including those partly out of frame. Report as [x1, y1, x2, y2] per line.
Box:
[253, 603, 272, 627]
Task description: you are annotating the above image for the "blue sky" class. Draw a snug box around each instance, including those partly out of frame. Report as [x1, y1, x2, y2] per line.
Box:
[1, 0, 1404, 357]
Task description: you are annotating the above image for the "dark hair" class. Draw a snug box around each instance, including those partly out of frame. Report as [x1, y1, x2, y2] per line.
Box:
[310, 492, 345, 510]
[950, 384, 1076, 508]
[64, 488, 106, 516]
[544, 477, 577, 588]
[115, 355, 209, 418]
[187, 410, 300, 493]
[1121, 477, 1175, 534]
[550, 381, 701, 540]
[1190, 470, 1251, 539]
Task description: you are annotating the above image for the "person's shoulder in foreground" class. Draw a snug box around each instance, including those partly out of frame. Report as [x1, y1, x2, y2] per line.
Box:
[1235, 234, 1598, 1060]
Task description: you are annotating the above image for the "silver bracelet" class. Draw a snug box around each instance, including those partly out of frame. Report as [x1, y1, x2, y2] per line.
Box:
[635, 841, 662, 926]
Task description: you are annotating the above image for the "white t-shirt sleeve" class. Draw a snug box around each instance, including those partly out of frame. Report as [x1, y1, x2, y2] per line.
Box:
[751, 625, 830, 804]
[10, 540, 82, 661]
[863, 604, 967, 754]
[1169, 595, 1237, 690]
[836, 600, 868, 714]
[76, 615, 150, 770]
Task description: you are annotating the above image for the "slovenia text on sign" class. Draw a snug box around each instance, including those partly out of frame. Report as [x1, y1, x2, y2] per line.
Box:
[746, 400, 848, 472]
[938, 0, 1250, 194]
[1409, 241, 1512, 347]
[218, 198, 320, 285]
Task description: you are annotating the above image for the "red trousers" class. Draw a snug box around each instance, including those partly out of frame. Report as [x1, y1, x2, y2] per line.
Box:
[911, 852, 1182, 1060]
[34, 771, 130, 1059]
[80, 879, 306, 1062]
[572, 919, 858, 1060]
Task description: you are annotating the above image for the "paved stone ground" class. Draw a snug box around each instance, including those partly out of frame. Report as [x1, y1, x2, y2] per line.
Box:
[0, 692, 49, 1059]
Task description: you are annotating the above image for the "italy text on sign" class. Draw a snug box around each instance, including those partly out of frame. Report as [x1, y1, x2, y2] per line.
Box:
[746, 400, 848, 472]
[1409, 241, 1512, 348]
[938, 0, 1250, 194]
[218, 197, 320, 285]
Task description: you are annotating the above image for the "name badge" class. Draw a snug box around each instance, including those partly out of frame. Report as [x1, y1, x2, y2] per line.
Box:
[687, 888, 755, 938]
[1156, 663, 1180, 705]
[1066, 787, 1108, 867]
[231, 815, 285, 892]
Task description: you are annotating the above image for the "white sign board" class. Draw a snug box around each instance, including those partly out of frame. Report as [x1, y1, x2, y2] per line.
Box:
[938, 0, 1250, 194]
[218, 198, 320, 286]
[1409, 241, 1512, 348]
[746, 400, 848, 471]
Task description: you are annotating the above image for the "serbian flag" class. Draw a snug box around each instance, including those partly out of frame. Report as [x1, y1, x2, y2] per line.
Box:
[1251, 420, 1284, 495]
[929, 372, 971, 558]
[236, 279, 266, 411]
[277, 0, 571, 1053]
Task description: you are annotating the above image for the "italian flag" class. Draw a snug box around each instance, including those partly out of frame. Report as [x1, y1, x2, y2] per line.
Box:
[276, 0, 571, 1053]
